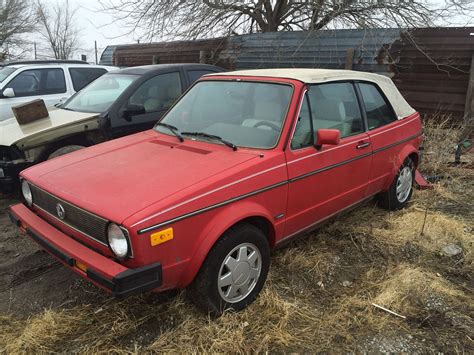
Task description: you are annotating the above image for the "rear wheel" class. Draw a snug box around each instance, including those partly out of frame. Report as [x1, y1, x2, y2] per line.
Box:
[378, 157, 415, 210]
[190, 223, 270, 315]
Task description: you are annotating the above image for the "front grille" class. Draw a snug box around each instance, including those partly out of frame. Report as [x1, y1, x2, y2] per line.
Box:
[30, 184, 109, 245]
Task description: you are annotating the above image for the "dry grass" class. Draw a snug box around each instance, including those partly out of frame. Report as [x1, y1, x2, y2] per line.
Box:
[0, 118, 472, 353]
[373, 265, 469, 316]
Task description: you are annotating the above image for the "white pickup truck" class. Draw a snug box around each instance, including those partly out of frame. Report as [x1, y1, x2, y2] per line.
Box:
[0, 60, 115, 120]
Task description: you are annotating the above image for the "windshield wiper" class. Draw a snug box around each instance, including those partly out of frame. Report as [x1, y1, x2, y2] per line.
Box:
[181, 131, 238, 151]
[156, 122, 184, 142]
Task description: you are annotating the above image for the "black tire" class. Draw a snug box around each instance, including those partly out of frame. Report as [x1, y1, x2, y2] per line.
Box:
[189, 223, 270, 316]
[378, 157, 415, 210]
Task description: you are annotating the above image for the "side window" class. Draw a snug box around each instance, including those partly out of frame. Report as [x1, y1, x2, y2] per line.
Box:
[307, 82, 363, 139]
[69, 68, 107, 92]
[127, 72, 182, 113]
[6, 69, 66, 97]
[359, 83, 397, 129]
[6, 71, 40, 96]
[291, 95, 313, 150]
[44, 69, 67, 94]
[187, 70, 215, 83]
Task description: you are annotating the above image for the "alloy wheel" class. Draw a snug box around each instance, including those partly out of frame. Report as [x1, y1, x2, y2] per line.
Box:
[217, 243, 262, 303]
[396, 166, 413, 203]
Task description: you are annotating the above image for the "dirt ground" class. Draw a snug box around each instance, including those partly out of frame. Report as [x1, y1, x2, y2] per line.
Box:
[0, 120, 472, 353]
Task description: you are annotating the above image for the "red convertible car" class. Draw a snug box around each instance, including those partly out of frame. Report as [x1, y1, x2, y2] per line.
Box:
[8, 69, 422, 314]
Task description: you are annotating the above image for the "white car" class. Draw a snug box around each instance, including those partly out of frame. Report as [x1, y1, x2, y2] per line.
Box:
[0, 60, 116, 121]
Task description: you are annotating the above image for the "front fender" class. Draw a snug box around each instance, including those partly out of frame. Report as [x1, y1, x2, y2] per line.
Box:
[177, 200, 276, 288]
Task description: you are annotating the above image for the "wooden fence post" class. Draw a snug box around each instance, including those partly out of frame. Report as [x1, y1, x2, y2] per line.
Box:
[199, 50, 208, 64]
[464, 53, 474, 119]
[345, 48, 355, 70]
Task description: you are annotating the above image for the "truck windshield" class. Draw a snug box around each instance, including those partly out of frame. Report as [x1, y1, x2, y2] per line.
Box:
[62, 73, 138, 113]
[0, 67, 17, 83]
[155, 80, 293, 149]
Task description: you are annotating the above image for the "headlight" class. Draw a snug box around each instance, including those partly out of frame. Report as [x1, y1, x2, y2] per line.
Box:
[21, 180, 33, 207]
[107, 223, 129, 259]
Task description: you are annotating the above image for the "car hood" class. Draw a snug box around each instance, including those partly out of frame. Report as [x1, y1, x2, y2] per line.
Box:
[0, 109, 99, 147]
[22, 131, 260, 224]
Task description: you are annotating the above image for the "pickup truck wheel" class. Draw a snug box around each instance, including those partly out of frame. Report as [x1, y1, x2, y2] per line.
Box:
[190, 223, 270, 315]
[378, 157, 415, 210]
[48, 145, 85, 160]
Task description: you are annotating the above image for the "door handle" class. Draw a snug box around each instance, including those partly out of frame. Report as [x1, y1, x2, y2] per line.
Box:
[356, 141, 371, 149]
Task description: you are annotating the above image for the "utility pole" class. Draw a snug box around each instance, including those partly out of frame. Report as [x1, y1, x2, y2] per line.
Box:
[94, 40, 98, 64]
[34, 42, 37, 60]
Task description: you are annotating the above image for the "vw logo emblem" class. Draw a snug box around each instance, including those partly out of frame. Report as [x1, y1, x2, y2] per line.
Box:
[56, 203, 66, 220]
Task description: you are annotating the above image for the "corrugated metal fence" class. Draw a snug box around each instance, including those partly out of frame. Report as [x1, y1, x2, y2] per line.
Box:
[100, 27, 474, 120]
[389, 27, 473, 118]
[221, 29, 402, 73]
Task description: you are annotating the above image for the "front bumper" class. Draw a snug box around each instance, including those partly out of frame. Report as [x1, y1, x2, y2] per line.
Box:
[7, 203, 162, 298]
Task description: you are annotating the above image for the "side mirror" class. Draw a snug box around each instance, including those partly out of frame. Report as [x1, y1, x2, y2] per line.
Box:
[121, 104, 146, 121]
[315, 129, 340, 150]
[2, 88, 15, 98]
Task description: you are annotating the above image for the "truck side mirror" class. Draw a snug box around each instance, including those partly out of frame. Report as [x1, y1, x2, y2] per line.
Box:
[2, 88, 15, 98]
[315, 129, 340, 150]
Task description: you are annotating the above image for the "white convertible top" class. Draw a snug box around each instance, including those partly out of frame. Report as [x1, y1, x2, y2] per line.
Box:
[207, 69, 415, 119]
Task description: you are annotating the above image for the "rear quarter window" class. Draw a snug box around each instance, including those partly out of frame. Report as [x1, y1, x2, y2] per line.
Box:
[358, 82, 397, 130]
[69, 68, 108, 92]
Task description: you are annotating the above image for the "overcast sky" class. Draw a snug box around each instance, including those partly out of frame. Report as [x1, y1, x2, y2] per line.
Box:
[34, 0, 473, 64]
[35, 0, 139, 63]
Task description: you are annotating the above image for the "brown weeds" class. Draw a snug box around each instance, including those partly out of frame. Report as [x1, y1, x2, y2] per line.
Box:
[0, 119, 472, 353]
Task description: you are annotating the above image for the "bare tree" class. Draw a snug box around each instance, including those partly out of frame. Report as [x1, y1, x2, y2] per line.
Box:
[0, 0, 36, 60]
[36, 0, 80, 60]
[99, 0, 473, 41]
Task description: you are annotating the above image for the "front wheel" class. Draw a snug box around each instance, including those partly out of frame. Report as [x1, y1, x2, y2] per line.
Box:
[189, 223, 270, 315]
[378, 157, 415, 210]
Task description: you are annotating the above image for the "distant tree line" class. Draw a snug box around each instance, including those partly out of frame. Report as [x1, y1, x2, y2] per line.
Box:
[98, 0, 473, 41]
[0, 0, 80, 61]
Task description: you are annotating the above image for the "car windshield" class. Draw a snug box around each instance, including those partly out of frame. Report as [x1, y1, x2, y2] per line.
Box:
[155, 80, 293, 149]
[61, 73, 138, 113]
[0, 67, 17, 83]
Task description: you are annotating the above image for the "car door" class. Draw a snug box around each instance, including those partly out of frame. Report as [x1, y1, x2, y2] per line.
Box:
[1, 68, 68, 119]
[356, 82, 400, 196]
[283, 82, 373, 238]
[108, 70, 184, 138]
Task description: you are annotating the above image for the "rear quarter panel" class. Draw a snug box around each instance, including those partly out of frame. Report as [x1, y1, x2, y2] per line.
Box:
[366, 112, 423, 195]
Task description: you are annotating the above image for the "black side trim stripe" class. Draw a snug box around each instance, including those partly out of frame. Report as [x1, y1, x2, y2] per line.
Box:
[289, 151, 372, 183]
[138, 181, 288, 234]
[138, 132, 422, 234]
[290, 132, 421, 183]
[372, 132, 422, 154]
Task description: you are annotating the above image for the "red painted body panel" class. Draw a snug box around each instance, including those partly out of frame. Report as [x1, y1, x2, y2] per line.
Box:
[10, 204, 127, 280]
[12, 74, 423, 295]
[414, 170, 433, 190]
